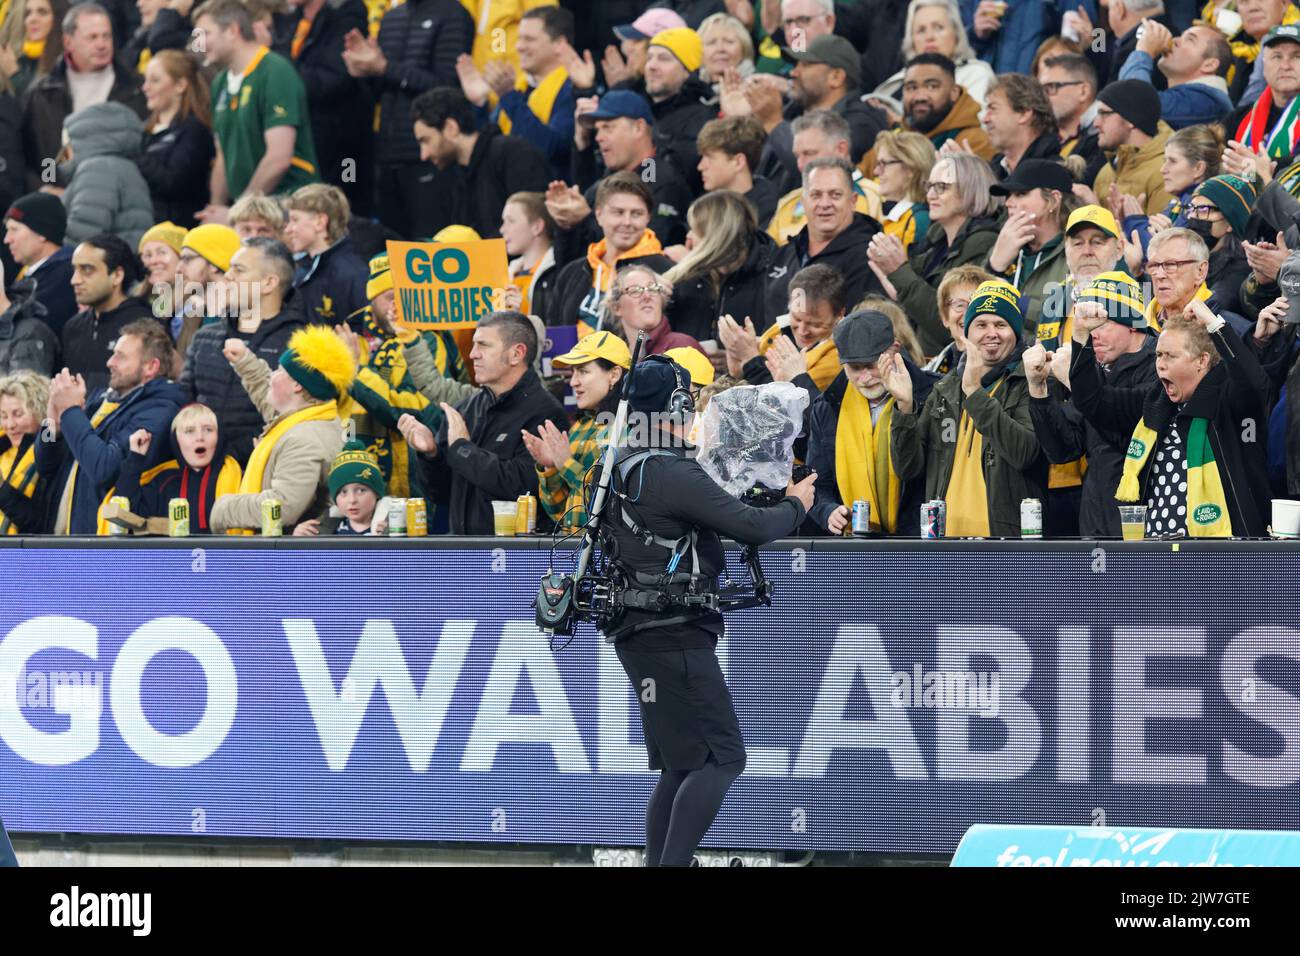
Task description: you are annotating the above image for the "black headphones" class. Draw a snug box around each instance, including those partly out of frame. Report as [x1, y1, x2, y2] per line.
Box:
[651, 354, 695, 418]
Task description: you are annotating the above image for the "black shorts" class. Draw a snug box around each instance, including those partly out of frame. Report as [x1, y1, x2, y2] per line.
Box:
[615, 644, 746, 772]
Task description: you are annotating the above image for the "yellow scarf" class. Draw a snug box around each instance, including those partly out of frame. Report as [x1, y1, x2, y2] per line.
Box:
[59, 400, 119, 534]
[944, 379, 1004, 537]
[241, 400, 339, 494]
[1144, 283, 1210, 331]
[835, 385, 901, 533]
[498, 65, 568, 136]
[228, 400, 340, 534]
[585, 230, 663, 293]
[0, 438, 37, 535]
[137, 48, 151, 75]
[22, 39, 44, 62]
[757, 325, 842, 391]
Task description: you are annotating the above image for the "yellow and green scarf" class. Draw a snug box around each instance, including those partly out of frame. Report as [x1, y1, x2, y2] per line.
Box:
[835, 385, 901, 533]
[1118, 417, 1231, 537]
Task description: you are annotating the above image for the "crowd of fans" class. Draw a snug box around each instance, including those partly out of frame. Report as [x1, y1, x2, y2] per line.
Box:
[2, 0, 1299, 539]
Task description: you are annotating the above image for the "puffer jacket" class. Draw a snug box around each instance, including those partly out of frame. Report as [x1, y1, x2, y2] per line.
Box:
[890, 347, 1048, 536]
[0, 278, 59, 375]
[372, 0, 474, 166]
[61, 102, 155, 248]
[177, 294, 308, 465]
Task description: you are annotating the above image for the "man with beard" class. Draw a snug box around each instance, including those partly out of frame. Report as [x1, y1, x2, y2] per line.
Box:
[759, 34, 887, 192]
[860, 53, 992, 172]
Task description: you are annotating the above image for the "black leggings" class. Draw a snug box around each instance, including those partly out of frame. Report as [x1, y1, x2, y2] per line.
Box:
[644, 756, 745, 867]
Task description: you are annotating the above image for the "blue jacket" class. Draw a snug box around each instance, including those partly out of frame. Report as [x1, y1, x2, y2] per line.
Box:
[805, 359, 937, 537]
[35, 377, 187, 534]
[494, 78, 575, 182]
[1119, 51, 1234, 130]
[293, 236, 369, 327]
[962, 0, 1097, 75]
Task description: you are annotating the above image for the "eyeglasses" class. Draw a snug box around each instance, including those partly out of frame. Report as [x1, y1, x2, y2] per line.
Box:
[1146, 259, 1198, 275]
[1186, 204, 1223, 220]
[1040, 80, 1085, 95]
[874, 159, 904, 172]
[923, 180, 954, 195]
[620, 283, 665, 297]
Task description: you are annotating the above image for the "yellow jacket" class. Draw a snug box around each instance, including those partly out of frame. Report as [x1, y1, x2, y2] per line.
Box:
[1092, 122, 1175, 216]
[459, 0, 558, 69]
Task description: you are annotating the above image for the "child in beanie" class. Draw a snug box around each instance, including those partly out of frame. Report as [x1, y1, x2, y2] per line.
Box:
[293, 441, 392, 536]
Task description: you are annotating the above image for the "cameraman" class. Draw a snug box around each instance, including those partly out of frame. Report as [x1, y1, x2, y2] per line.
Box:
[606, 356, 816, 867]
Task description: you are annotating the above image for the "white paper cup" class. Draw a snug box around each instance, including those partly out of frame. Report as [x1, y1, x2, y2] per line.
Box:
[1271, 499, 1300, 538]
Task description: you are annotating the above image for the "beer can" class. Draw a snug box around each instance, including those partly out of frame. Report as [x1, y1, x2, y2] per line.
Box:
[921, 500, 946, 539]
[168, 498, 190, 537]
[526, 494, 537, 534]
[261, 498, 282, 537]
[515, 494, 530, 535]
[388, 497, 408, 536]
[406, 497, 428, 537]
[851, 499, 871, 536]
[1020, 498, 1043, 539]
[107, 495, 130, 536]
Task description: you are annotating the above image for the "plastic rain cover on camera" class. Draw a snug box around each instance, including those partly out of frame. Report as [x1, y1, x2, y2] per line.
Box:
[696, 382, 809, 498]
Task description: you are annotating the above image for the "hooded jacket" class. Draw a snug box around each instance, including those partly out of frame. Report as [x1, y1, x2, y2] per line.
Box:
[706, 229, 780, 336]
[114, 421, 242, 533]
[177, 294, 308, 465]
[859, 87, 994, 174]
[22, 55, 148, 191]
[0, 277, 59, 375]
[61, 297, 157, 394]
[1069, 324, 1270, 537]
[647, 76, 717, 197]
[1093, 121, 1176, 216]
[986, 232, 1069, 341]
[807, 359, 938, 536]
[888, 215, 1001, 356]
[35, 377, 187, 534]
[416, 366, 567, 534]
[1029, 334, 1158, 537]
[1119, 51, 1234, 131]
[890, 347, 1048, 536]
[293, 235, 369, 327]
[769, 214, 884, 319]
[61, 102, 156, 249]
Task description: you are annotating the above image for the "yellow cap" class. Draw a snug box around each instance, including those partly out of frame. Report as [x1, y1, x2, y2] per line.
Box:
[650, 27, 703, 72]
[1066, 204, 1120, 240]
[366, 253, 392, 302]
[664, 346, 714, 387]
[433, 224, 482, 243]
[182, 224, 241, 272]
[139, 221, 187, 255]
[553, 330, 633, 369]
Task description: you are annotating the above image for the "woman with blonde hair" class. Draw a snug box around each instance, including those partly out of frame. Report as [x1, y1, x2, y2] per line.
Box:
[697, 12, 755, 86]
[0, 368, 49, 533]
[872, 130, 937, 254]
[871, 0, 997, 105]
[664, 190, 779, 336]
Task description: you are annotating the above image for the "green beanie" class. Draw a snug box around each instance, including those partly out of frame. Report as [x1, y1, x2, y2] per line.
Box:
[329, 441, 386, 500]
[1192, 174, 1258, 238]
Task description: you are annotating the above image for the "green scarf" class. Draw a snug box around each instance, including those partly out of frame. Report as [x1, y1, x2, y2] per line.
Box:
[1118, 417, 1231, 537]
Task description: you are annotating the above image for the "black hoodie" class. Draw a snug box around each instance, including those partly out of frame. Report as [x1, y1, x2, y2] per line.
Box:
[0, 277, 59, 375]
[115, 418, 239, 533]
[648, 76, 716, 197]
[769, 213, 884, 315]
